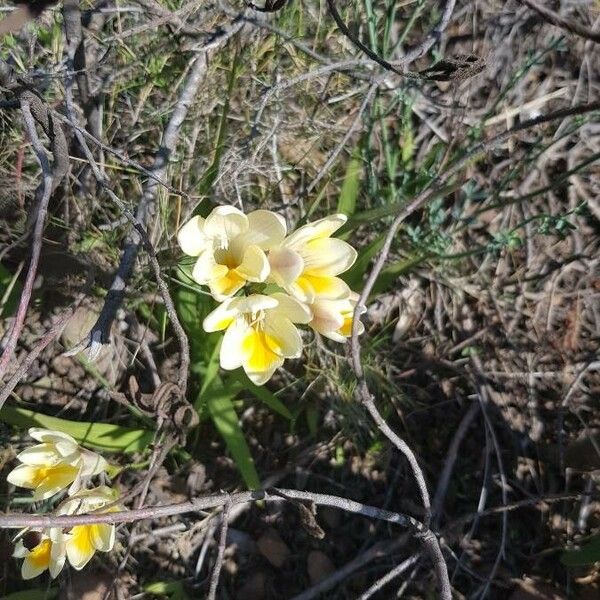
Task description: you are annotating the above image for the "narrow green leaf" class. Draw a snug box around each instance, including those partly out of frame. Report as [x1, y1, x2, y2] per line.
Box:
[337, 150, 362, 216]
[561, 536, 600, 567]
[203, 376, 260, 490]
[0, 262, 22, 318]
[230, 371, 293, 420]
[0, 407, 153, 453]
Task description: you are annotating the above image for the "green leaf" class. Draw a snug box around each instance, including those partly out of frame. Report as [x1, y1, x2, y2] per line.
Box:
[337, 150, 362, 216]
[196, 50, 241, 200]
[144, 580, 189, 600]
[371, 254, 426, 296]
[195, 343, 259, 490]
[230, 371, 293, 420]
[0, 406, 153, 453]
[1, 590, 58, 600]
[341, 234, 385, 290]
[0, 262, 22, 318]
[561, 536, 600, 567]
[203, 376, 260, 490]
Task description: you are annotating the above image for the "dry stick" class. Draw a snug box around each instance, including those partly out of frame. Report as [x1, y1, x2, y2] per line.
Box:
[207, 501, 231, 600]
[326, 0, 457, 72]
[0, 488, 428, 529]
[289, 537, 409, 600]
[0, 100, 55, 381]
[60, 31, 191, 392]
[75, 25, 241, 360]
[432, 402, 481, 526]
[516, 0, 600, 44]
[357, 555, 420, 600]
[349, 99, 600, 600]
[470, 358, 508, 600]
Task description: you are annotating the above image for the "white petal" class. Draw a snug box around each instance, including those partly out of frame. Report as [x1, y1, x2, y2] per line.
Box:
[268, 248, 304, 287]
[12, 539, 29, 558]
[177, 215, 208, 256]
[49, 542, 67, 579]
[28, 428, 76, 444]
[309, 300, 345, 334]
[235, 245, 270, 282]
[243, 210, 287, 249]
[16, 443, 62, 466]
[203, 300, 238, 332]
[6, 464, 39, 489]
[91, 524, 115, 553]
[232, 294, 279, 315]
[270, 293, 312, 324]
[78, 450, 109, 478]
[192, 250, 228, 285]
[284, 214, 347, 249]
[264, 316, 303, 359]
[203, 206, 248, 240]
[301, 238, 357, 276]
[220, 320, 250, 370]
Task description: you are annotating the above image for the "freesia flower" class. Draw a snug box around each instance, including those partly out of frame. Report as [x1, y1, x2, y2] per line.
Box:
[309, 293, 366, 342]
[203, 293, 312, 385]
[13, 529, 67, 580]
[268, 214, 357, 303]
[177, 206, 287, 300]
[58, 486, 121, 570]
[7, 429, 108, 501]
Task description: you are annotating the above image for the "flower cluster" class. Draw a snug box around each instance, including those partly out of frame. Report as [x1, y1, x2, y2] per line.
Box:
[7, 429, 119, 580]
[178, 206, 364, 384]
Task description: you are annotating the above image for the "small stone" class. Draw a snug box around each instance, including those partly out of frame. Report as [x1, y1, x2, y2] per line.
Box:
[257, 528, 290, 568]
[307, 550, 335, 585]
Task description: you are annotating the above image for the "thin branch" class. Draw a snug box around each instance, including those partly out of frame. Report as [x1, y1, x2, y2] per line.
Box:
[0, 99, 58, 380]
[357, 555, 420, 600]
[516, 0, 600, 44]
[207, 501, 231, 600]
[0, 488, 429, 530]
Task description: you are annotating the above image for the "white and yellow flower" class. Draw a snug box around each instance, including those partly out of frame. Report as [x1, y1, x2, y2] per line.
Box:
[6, 429, 108, 501]
[177, 206, 287, 300]
[203, 293, 312, 385]
[13, 529, 67, 580]
[309, 293, 366, 342]
[268, 214, 357, 303]
[57, 486, 121, 570]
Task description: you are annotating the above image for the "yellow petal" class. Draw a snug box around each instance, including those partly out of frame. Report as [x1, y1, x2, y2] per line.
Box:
[7, 463, 79, 500]
[21, 539, 52, 579]
[298, 275, 350, 300]
[66, 525, 98, 570]
[177, 215, 208, 256]
[203, 206, 248, 240]
[209, 269, 246, 299]
[241, 328, 284, 385]
[301, 238, 357, 277]
[192, 250, 228, 285]
[263, 316, 303, 358]
[284, 214, 347, 249]
[203, 299, 238, 333]
[235, 245, 270, 282]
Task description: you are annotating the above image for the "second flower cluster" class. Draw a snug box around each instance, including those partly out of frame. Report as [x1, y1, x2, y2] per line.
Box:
[177, 206, 365, 385]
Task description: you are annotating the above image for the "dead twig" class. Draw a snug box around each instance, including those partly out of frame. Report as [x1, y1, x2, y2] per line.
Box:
[516, 0, 600, 44]
[207, 501, 231, 600]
